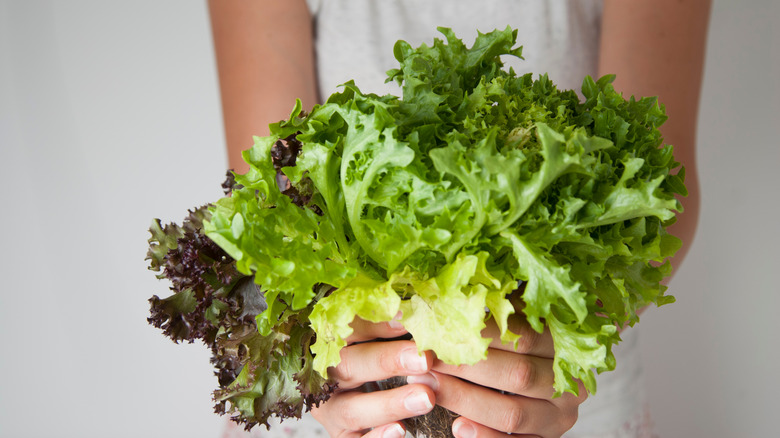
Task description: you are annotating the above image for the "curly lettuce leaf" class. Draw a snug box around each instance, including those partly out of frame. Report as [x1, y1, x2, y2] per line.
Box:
[309, 272, 402, 373]
[150, 26, 688, 428]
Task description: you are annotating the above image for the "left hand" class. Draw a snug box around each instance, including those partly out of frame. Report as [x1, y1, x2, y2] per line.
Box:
[408, 315, 588, 438]
[310, 316, 436, 438]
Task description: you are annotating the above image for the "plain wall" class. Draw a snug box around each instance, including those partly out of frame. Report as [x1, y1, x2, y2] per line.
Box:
[1, 1, 777, 437]
[639, 1, 780, 436]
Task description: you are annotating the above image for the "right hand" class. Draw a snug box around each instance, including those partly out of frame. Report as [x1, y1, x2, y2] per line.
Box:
[311, 316, 436, 437]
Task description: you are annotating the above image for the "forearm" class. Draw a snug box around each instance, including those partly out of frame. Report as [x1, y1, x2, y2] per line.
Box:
[208, 0, 319, 173]
[599, 0, 711, 270]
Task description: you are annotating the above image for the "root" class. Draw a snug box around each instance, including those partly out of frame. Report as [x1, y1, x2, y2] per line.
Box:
[378, 377, 456, 438]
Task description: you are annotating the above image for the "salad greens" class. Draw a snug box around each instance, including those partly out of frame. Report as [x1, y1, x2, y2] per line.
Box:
[147, 26, 684, 429]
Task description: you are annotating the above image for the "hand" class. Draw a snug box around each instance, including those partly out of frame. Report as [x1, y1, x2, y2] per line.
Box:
[311, 316, 436, 438]
[411, 316, 588, 438]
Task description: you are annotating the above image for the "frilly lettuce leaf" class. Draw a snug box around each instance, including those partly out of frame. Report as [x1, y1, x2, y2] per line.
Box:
[202, 26, 684, 399]
[149, 26, 687, 427]
[309, 272, 402, 373]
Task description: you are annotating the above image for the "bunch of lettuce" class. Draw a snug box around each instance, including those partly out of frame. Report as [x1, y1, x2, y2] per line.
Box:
[147, 27, 684, 429]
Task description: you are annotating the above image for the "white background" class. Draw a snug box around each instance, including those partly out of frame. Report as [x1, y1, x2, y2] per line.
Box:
[1, 1, 778, 437]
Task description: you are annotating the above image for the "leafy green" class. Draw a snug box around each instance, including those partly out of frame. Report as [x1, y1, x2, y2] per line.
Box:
[146, 203, 335, 430]
[149, 26, 685, 428]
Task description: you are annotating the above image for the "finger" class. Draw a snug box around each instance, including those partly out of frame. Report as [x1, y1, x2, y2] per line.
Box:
[550, 379, 589, 411]
[347, 313, 408, 344]
[330, 340, 432, 390]
[311, 384, 435, 434]
[431, 348, 556, 399]
[427, 371, 577, 436]
[481, 314, 555, 358]
[452, 417, 541, 438]
[362, 423, 406, 438]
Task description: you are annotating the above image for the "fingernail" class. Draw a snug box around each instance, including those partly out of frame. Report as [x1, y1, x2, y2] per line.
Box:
[406, 372, 439, 391]
[404, 391, 434, 414]
[400, 348, 428, 373]
[382, 423, 405, 438]
[453, 420, 477, 438]
[388, 311, 404, 330]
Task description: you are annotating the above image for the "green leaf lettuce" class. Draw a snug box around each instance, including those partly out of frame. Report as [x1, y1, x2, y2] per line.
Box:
[149, 26, 685, 428]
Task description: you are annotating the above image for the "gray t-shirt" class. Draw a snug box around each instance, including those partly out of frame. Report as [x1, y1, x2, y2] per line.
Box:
[308, 0, 603, 97]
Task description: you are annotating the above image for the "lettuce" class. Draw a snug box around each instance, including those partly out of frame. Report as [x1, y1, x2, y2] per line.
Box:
[149, 26, 684, 429]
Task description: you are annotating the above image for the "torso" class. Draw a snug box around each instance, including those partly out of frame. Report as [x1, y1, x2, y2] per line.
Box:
[229, 2, 654, 436]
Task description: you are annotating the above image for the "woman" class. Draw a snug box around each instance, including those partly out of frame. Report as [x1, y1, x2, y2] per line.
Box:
[209, 1, 709, 437]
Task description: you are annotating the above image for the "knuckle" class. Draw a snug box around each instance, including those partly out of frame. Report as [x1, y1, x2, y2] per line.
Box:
[338, 402, 363, 431]
[561, 381, 589, 405]
[559, 406, 579, 433]
[515, 329, 539, 353]
[506, 356, 535, 394]
[446, 382, 469, 407]
[331, 354, 354, 385]
[500, 403, 526, 432]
